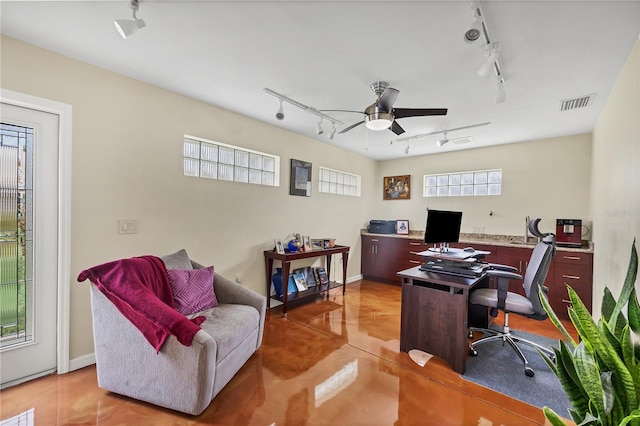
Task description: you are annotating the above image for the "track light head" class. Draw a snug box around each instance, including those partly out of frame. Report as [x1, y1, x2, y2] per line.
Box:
[436, 132, 449, 147]
[464, 17, 483, 44]
[316, 120, 324, 135]
[275, 101, 285, 120]
[115, 0, 146, 39]
[404, 144, 410, 155]
[329, 124, 336, 140]
[477, 43, 501, 78]
[494, 78, 506, 103]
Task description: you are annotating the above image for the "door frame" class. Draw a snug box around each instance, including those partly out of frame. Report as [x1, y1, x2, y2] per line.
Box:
[1, 88, 72, 375]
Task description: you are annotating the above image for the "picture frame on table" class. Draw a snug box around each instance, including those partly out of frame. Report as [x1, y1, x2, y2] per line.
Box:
[383, 175, 411, 200]
[303, 235, 312, 251]
[396, 220, 409, 235]
[274, 239, 285, 254]
[311, 239, 323, 250]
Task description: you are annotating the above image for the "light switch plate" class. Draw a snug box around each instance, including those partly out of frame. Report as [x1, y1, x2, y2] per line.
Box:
[118, 219, 138, 234]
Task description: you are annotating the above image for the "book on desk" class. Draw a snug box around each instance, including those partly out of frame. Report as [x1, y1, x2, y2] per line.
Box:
[417, 247, 491, 278]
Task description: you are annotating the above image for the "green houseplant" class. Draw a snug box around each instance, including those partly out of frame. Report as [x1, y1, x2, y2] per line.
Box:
[538, 239, 640, 426]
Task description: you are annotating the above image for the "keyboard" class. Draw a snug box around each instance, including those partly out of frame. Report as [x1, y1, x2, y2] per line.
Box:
[419, 262, 484, 278]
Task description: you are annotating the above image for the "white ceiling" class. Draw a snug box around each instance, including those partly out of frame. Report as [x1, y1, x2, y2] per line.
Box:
[2, 1, 639, 160]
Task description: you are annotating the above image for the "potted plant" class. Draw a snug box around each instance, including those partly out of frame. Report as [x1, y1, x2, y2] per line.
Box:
[538, 239, 640, 425]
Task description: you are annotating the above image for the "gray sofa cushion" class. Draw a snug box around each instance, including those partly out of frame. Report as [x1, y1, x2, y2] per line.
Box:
[161, 249, 193, 270]
[192, 304, 260, 362]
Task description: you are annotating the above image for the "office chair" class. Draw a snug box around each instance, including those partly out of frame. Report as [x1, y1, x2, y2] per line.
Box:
[468, 219, 556, 377]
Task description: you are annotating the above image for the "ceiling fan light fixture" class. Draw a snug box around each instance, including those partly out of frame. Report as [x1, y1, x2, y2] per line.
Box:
[365, 109, 393, 131]
[114, 0, 146, 39]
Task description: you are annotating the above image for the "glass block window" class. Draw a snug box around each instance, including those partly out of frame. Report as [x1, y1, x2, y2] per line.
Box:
[424, 169, 501, 197]
[318, 166, 361, 197]
[184, 135, 279, 187]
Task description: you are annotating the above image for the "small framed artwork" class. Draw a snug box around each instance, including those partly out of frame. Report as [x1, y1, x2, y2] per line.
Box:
[290, 159, 312, 197]
[311, 239, 323, 250]
[396, 220, 409, 235]
[303, 235, 312, 251]
[383, 175, 411, 200]
[274, 239, 285, 254]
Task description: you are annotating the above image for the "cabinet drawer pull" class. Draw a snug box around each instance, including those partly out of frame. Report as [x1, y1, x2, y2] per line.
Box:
[409, 242, 421, 246]
[371, 239, 379, 242]
[409, 260, 421, 264]
[409, 251, 421, 255]
[563, 256, 581, 261]
[562, 274, 581, 280]
[562, 299, 572, 304]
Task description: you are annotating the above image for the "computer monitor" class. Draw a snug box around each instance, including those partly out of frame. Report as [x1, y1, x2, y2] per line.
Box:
[424, 209, 463, 245]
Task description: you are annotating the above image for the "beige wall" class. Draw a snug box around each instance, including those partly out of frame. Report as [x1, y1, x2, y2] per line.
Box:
[0, 36, 377, 359]
[375, 134, 592, 239]
[591, 36, 640, 317]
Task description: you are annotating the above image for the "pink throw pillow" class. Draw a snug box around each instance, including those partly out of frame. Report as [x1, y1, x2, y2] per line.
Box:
[167, 266, 218, 315]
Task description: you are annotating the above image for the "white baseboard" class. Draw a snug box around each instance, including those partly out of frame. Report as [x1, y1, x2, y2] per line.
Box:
[346, 274, 363, 284]
[69, 353, 95, 372]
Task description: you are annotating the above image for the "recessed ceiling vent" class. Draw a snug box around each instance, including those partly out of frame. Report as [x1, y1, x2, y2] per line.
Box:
[560, 94, 595, 112]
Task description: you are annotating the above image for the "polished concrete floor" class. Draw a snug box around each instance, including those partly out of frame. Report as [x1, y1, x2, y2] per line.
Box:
[1, 280, 573, 425]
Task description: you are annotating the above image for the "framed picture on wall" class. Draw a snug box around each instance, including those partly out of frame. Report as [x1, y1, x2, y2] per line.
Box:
[383, 175, 411, 200]
[290, 159, 312, 197]
[396, 220, 409, 235]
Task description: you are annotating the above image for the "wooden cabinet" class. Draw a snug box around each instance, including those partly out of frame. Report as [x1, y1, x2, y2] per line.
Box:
[361, 235, 407, 283]
[552, 251, 593, 318]
[360, 234, 593, 318]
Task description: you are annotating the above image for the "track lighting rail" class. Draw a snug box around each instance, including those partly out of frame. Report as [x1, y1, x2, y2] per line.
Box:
[263, 88, 343, 126]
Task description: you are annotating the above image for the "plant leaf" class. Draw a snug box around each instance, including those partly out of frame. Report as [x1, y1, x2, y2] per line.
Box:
[544, 406, 569, 426]
[573, 341, 606, 418]
[539, 284, 578, 347]
[609, 239, 638, 334]
[544, 406, 570, 426]
[602, 286, 628, 338]
[619, 409, 640, 426]
[568, 286, 638, 412]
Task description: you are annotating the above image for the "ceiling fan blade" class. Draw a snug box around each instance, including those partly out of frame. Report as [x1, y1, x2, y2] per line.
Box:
[394, 108, 448, 119]
[390, 121, 405, 135]
[338, 120, 365, 134]
[377, 88, 400, 112]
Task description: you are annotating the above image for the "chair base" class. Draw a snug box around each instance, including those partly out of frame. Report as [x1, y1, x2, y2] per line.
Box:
[468, 324, 555, 377]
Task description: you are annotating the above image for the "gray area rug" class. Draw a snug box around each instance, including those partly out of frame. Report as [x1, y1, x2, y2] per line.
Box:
[462, 329, 572, 417]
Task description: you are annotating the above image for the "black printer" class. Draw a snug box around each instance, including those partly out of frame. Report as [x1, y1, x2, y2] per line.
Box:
[368, 220, 397, 234]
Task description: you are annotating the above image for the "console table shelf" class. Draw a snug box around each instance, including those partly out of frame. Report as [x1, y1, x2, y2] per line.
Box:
[264, 245, 350, 315]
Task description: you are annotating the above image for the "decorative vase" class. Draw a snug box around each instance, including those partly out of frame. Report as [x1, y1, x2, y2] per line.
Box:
[272, 268, 283, 297]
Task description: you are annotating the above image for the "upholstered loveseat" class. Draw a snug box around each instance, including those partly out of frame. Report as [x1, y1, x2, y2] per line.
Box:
[82, 249, 266, 415]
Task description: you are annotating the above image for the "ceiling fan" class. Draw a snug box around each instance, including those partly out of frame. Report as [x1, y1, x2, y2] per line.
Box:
[335, 81, 448, 136]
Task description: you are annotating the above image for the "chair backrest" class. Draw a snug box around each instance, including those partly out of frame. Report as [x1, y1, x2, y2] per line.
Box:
[522, 241, 555, 316]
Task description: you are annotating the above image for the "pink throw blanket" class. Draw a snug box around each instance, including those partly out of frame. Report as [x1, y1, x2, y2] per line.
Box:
[77, 255, 205, 352]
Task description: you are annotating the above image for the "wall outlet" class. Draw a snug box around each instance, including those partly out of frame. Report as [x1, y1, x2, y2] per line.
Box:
[118, 219, 138, 234]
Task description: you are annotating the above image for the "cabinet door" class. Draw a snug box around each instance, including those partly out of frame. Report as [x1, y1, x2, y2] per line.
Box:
[377, 237, 409, 282]
[361, 235, 381, 280]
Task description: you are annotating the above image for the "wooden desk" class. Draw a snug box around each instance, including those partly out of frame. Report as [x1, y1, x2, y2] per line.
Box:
[264, 245, 349, 316]
[397, 266, 489, 374]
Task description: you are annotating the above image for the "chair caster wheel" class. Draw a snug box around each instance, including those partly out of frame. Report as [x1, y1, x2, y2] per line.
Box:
[468, 331, 474, 339]
[525, 367, 534, 377]
[469, 348, 478, 356]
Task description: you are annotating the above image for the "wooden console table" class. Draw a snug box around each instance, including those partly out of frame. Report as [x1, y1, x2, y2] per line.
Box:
[264, 245, 350, 315]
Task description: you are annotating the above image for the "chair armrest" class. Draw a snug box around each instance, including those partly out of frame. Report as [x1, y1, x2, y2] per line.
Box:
[487, 263, 519, 273]
[486, 269, 523, 281]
